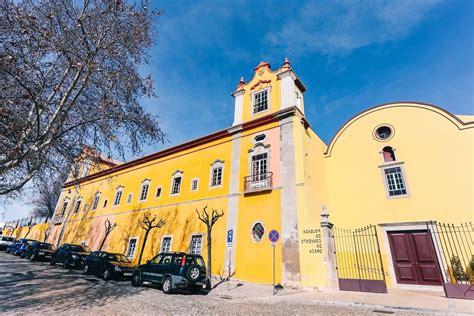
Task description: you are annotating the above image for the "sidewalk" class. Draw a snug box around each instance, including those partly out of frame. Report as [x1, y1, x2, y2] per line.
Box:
[212, 279, 474, 315]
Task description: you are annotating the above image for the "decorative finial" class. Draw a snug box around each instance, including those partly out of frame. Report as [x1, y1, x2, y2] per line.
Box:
[236, 76, 245, 90]
[283, 57, 290, 67]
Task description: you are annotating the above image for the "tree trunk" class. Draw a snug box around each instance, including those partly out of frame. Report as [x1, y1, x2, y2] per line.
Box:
[207, 226, 212, 281]
[138, 230, 150, 265]
[99, 232, 109, 251]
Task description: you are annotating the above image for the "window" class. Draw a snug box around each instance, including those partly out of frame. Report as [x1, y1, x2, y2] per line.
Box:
[150, 254, 163, 264]
[252, 222, 265, 242]
[156, 187, 162, 197]
[73, 200, 82, 213]
[161, 254, 173, 265]
[83, 203, 89, 212]
[253, 90, 268, 114]
[374, 125, 393, 141]
[139, 180, 150, 201]
[383, 166, 407, 197]
[211, 167, 222, 187]
[91, 193, 100, 210]
[191, 178, 199, 191]
[127, 193, 132, 204]
[254, 133, 266, 142]
[126, 238, 138, 258]
[252, 153, 268, 178]
[160, 236, 172, 253]
[113, 187, 123, 206]
[382, 146, 396, 163]
[171, 172, 182, 195]
[60, 200, 69, 215]
[190, 235, 203, 255]
[103, 199, 108, 208]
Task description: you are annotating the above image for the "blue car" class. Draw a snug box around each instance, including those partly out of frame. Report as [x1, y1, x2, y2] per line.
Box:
[6, 239, 36, 256]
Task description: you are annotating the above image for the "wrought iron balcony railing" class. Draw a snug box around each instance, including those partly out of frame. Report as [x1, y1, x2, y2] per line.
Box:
[244, 172, 273, 193]
[53, 214, 64, 224]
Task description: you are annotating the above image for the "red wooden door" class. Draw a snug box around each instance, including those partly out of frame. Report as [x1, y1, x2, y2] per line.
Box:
[388, 231, 442, 286]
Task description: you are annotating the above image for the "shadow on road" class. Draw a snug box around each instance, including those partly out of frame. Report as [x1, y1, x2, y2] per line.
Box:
[0, 253, 146, 313]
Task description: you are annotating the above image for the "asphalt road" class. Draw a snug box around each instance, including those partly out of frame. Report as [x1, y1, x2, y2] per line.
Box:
[0, 252, 419, 315]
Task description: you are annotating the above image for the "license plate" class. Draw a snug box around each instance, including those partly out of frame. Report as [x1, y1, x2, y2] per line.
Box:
[124, 273, 133, 276]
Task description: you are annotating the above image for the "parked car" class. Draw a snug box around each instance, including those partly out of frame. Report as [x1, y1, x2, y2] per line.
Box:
[131, 252, 211, 294]
[6, 239, 36, 255]
[23, 241, 56, 261]
[83, 251, 136, 280]
[50, 243, 91, 269]
[0, 236, 16, 251]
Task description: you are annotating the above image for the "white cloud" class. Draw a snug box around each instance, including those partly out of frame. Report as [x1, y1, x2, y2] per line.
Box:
[265, 0, 441, 56]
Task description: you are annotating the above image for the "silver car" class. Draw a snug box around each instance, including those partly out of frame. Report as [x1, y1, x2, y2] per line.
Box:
[0, 236, 16, 251]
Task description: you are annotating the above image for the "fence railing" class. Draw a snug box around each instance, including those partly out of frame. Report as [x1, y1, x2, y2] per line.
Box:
[3, 216, 50, 230]
[427, 221, 474, 285]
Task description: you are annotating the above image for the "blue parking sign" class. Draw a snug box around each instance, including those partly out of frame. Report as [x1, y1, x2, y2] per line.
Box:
[227, 229, 233, 247]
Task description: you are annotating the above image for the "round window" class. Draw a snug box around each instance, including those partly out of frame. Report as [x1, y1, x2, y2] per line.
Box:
[374, 126, 393, 140]
[251, 222, 265, 242]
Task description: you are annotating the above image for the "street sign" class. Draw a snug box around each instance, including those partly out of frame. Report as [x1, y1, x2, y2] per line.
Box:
[269, 229, 279, 244]
[227, 229, 233, 248]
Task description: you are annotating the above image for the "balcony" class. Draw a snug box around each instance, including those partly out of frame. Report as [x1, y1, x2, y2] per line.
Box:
[53, 214, 64, 225]
[244, 172, 273, 194]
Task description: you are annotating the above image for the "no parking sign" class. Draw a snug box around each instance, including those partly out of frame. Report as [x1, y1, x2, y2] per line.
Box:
[268, 229, 279, 245]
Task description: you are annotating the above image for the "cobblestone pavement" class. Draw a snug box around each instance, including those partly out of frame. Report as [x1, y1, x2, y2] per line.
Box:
[0, 252, 427, 315]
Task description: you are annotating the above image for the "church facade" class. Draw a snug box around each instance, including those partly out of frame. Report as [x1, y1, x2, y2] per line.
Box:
[6, 59, 473, 293]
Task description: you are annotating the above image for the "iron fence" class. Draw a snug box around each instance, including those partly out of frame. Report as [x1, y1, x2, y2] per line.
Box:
[244, 172, 273, 193]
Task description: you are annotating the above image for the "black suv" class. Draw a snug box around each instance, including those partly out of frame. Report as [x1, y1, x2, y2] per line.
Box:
[23, 241, 56, 261]
[131, 252, 210, 294]
[50, 243, 91, 269]
[83, 251, 136, 280]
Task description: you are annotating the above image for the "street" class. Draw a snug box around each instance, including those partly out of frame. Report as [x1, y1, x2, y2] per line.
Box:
[0, 252, 422, 315]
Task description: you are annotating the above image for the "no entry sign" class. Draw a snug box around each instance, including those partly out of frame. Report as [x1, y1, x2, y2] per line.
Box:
[268, 229, 280, 244]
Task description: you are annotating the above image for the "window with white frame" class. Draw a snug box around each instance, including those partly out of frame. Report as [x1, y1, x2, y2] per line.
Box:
[190, 235, 203, 255]
[139, 180, 150, 201]
[103, 199, 108, 208]
[126, 238, 138, 258]
[60, 199, 69, 215]
[160, 236, 172, 253]
[252, 153, 268, 179]
[83, 203, 89, 212]
[156, 187, 162, 197]
[73, 199, 82, 213]
[383, 166, 407, 197]
[91, 193, 100, 210]
[210, 160, 224, 187]
[171, 171, 183, 195]
[253, 89, 268, 114]
[126, 193, 132, 204]
[113, 187, 123, 206]
[191, 178, 199, 191]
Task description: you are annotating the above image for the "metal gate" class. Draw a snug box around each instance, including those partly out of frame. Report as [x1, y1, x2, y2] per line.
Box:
[427, 221, 474, 300]
[333, 225, 387, 293]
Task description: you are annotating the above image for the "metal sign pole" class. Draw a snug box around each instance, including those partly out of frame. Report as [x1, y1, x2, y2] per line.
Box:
[228, 248, 231, 291]
[272, 243, 275, 295]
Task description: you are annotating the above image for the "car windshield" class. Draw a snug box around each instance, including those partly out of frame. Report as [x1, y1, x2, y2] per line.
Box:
[107, 254, 130, 263]
[2, 237, 15, 242]
[69, 245, 90, 252]
[39, 243, 55, 250]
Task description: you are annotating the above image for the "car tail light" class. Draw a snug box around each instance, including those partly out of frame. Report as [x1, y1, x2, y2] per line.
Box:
[181, 255, 186, 267]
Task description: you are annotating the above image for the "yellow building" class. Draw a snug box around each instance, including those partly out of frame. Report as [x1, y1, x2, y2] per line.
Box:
[8, 59, 472, 297]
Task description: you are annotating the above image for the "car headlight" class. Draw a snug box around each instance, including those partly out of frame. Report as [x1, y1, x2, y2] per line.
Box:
[114, 266, 122, 272]
[71, 255, 78, 260]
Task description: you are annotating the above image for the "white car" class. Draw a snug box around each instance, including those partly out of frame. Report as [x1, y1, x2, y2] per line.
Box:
[0, 236, 16, 251]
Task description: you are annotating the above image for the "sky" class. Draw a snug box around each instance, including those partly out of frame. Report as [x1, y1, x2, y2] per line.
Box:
[3, 0, 473, 221]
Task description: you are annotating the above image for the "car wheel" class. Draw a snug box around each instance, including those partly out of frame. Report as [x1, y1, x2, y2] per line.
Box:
[83, 265, 90, 275]
[131, 271, 142, 287]
[103, 268, 110, 281]
[20, 252, 25, 258]
[162, 277, 173, 294]
[63, 258, 70, 269]
[30, 253, 36, 261]
[185, 264, 201, 282]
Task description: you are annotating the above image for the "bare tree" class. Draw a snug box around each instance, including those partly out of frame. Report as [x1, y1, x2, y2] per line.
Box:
[98, 218, 117, 251]
[28, 173, 67, 218]
[137, 212, 165, 264]
[0, 0, 165, 201]
[195, 206, 224, 281]
[23, 219, 33, 238]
